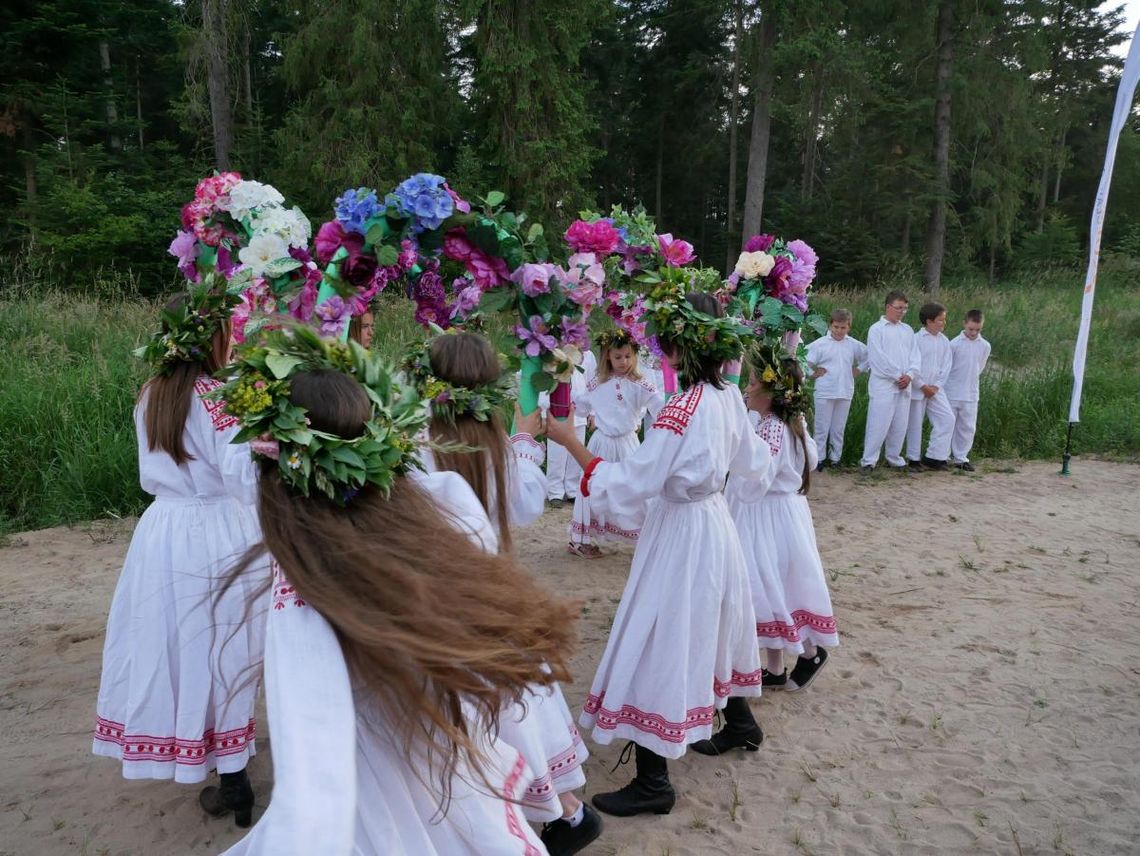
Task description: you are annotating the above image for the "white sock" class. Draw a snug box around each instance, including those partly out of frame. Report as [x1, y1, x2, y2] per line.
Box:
[766, 650, 784, 674]
[565, 801, 585, 827]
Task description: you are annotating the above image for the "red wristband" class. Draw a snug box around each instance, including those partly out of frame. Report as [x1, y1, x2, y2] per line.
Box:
[579, 456, 604, 498]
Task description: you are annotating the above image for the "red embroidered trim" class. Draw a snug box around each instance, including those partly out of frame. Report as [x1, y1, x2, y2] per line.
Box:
[195, 377, 238, 432]
[652, 385, 703, 436]
[713, 669, 764, 697]
[756, 610, 838, 640]
[510, 433, 544, 467]
[758, 414, 784, 456]
[94, 716, 255, 764]
[271, 562, 306, 610]
[583, 693, 715, 743]
[503, 753, 543, 856]
[569, 519, 640, 541]
[586, 376, 600, 392]
[579, 457, 603, 498]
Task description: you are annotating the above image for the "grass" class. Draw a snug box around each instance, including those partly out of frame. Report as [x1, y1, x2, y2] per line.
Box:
[1, 264, 1137, 532]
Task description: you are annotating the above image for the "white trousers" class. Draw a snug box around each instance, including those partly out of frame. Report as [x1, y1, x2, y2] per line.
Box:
[546, 423, 587, 499]
[861, 381, 910, 467]
[905, 391, 954, 462]
[949, 399, 979, 463]
[813, 396, 853, 463]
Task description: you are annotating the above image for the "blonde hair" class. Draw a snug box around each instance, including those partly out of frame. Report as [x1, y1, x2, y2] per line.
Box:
[596, 342, 643, 384]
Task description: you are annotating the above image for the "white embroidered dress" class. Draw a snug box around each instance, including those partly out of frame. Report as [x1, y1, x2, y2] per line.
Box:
[93, 377, 267, 782]
[577, 383, 769, 759]
[570, 373, 664, 544]
[223, 470, 548, 855]
[727, 413, 839, 650]
[421, 432, 587, 823]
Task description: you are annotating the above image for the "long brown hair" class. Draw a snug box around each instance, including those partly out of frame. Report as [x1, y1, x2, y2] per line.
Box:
[427, 332, 513, 552]
[242, 369, 575, 804]
[139, 294, 230, 465]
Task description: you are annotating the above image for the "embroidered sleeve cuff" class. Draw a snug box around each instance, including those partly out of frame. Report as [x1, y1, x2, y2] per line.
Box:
[580, 456, 604, 498]
[510, 433, 545, 468]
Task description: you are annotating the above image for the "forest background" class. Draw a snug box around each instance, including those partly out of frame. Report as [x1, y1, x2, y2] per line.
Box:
[1, 0, 1138, 532]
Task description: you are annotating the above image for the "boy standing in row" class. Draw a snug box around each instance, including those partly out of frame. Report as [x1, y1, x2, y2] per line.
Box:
[860, 291, 921, 472]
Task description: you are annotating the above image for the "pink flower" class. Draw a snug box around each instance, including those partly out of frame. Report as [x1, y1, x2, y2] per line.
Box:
[315, 220, 363, 266]
[560, 315, 590, 349]
[168, 230, 200, 282]
[744, 234, 775, 253]
[215, 246, 240, 278]
[443, 183, 472, 215]
[657, 233, 696, 267]
[399, 239, 419, 271]
[232, 282, 277, 344]
[450, 284, 483, 319]
[512, 262, 557, 297]
[564, 219, 621, 256]
[764, 256, 795, 302]
[466, 248, 510, 290]
[442, 228, 474, 262]
[786, 239, 818, 291]
[314, 296, 351, 337]
[287, 278, 320, 322]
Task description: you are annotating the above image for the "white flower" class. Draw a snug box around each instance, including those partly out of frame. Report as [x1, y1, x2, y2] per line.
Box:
[543, 344, 583, 383]
[238, 233, 290, 277]
[734, 250, 776, 281]
[251, 204, 312, 249]
[225, 180, 286, 222]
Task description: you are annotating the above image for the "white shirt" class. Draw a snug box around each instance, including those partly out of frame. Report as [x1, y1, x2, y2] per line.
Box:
[945, 333, 992, 402]
[728, 412, 819, 501]
[910, 328, 953, 400]
[866, 317, 921, 390]
[805, 334, 868, 400]
[579, 373, 664, 438]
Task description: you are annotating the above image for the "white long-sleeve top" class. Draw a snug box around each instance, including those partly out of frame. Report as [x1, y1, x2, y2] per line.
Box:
[805, 334, 868, 400]
[578, 373, 664, 438]
[910, 328, 953, 400]
[136, 376, 258, 504]
[866, 317, 921, 388]
[945, 333, 992, 402]
[419, 432, 546, 529]
[583, 383, 771, 531]
[728, 412, 819, 502]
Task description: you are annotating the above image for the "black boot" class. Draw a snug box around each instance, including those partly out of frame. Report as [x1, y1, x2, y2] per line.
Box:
[200, 769, 255, 828]
[592, 744, 675, 817]
[691, 697, 764, 756]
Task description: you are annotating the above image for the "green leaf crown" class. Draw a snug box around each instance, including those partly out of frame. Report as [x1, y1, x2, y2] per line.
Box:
[133, 274, 244, 375]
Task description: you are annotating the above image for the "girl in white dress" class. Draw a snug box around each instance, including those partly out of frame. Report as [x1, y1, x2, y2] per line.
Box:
[545, 290, 770, 817]
[729, 345, 838, 694]
[216, 329, 578, 854]
[568, 329, 663, 558]
[408, 331, 601, 855]
[93, 281, 266, 827]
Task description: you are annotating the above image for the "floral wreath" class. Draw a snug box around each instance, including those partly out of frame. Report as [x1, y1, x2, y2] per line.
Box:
[594, 328, 639, 353]
[134, 275, 244, 374]
[211, 324, 427, 504]
[400, 329, 516, 425]
[747, 341, 810, 419]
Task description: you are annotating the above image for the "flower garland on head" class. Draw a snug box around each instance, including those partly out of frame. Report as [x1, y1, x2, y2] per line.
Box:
[747, 341, 811, 420]
[212, 325, 427, 504]
[400, 330, 515, 425]
[594, 328, 640, 353]
[133, 274, 244, 374]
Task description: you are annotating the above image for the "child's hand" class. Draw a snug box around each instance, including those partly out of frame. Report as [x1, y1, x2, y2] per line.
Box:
[544, 406, 579, 447]
[897, 375, 912, 390]
[812, 367, 827, 378]
[922, 385, 935, 399]
[514, 403, 544, 438]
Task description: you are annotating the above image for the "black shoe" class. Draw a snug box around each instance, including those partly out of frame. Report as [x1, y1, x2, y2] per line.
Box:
[541, 804, 603, 855]
[549, 497, 565, 508]
[921, 456, 949, 471]
[691, 697, 764, 756]
[955, 461, 975, 472]
[787, 648, 829, 693]
[859, 465, 874, 474]
[199, 769, 255, 828]
[815, 463, 826, 473]
[907, 459, 925, 471]
[592, 745, 675, 817]
[761, 668, 787, 689]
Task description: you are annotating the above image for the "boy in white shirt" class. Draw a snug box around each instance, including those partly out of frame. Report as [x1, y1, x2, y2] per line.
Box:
[860, 291, 921, 472]
[945, 309, 991, 472]
[542, 348, 598, 506]
[806, 308, 867, 469]
[904, 302, 955, 471]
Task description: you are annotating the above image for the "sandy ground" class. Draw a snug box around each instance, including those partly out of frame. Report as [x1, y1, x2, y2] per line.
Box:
[1, 459, 1139, 856]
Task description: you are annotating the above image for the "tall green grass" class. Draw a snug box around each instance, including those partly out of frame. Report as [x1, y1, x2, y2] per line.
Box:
[1, 266, 1136, 533]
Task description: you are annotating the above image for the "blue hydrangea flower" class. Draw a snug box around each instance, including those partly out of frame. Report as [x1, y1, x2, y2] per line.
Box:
[393, 173, 454, 232]
[335, 187, 382, 235]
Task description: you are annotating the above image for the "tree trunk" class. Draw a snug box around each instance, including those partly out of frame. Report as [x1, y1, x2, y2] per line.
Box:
[1052, 127, 1066, 203]
[99, 40, 121, 151]
[655, 111, 665, 223]
[202, 0, 234, 170]
[901, 208, 912, 256]
[21, 115, 37, 237]
[741, 8, 777, 245]
[242, 22, 254, 116]
[135, 56, 145, 151]
[725, 0, 743, 271]
[922, 0, 955, 296]
[801, 65, 823, 202]
[1035, 160, 1048, 232]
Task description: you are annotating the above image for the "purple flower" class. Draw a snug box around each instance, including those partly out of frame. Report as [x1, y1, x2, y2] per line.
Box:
[216, 246, 240, 278]
[315, 220, 364, 266]
[512, 262, 557, 297]
[393, 173, 454, 232]
[314, 296, 351, 337]
[466, 248, 510, 290]
[516, 316, 558, 357]
[787, 239, 818, 267]
[168, 230, 200, 282]
[335, 187, 382, 235]
[450, 284, 483, 319]
[560, 314, 590, 349]
[398, 239, 418, 271]
[744, 234, 776, 253]
[658, 233, 696, 267]
[443, 183, 472, 214]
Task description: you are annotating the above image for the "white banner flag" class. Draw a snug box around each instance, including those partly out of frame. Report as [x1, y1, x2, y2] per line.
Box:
[1069, 22, 1140, 423]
